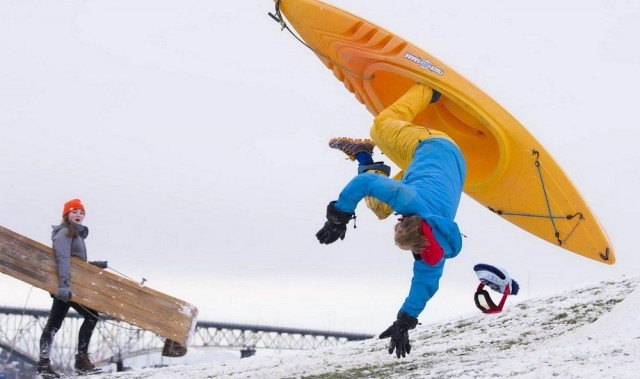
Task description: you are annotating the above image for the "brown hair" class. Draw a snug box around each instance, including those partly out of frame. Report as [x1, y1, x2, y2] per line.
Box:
[61, 214, 78, 239]
[394, 216, 427, 252]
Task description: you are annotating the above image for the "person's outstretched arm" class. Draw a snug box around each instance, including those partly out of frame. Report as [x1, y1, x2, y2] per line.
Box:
[333, 173, 417, 215]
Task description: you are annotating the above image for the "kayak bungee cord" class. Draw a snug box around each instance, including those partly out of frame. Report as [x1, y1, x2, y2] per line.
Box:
[268, 0, 374, 81]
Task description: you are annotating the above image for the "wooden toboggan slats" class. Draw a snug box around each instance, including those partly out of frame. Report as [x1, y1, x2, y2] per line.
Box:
[0, 226, 198, 347]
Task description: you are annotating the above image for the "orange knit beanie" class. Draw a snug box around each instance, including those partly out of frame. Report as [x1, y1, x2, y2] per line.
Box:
[62, 199, 85, 216]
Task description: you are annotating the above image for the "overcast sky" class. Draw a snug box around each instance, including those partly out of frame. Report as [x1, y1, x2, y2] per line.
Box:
[1, 0, 639, 334]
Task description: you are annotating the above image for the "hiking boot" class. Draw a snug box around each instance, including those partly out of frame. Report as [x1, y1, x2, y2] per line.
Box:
[328, 137, 375, 161]
[36, 360, 60, 379]
[75, 353, 101, 374]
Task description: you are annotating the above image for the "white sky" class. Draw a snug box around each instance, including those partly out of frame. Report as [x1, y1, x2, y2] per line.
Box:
[1, 0, 639, 335]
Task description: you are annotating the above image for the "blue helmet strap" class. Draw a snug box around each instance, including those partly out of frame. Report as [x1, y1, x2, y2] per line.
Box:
[474, 283, 510, 314]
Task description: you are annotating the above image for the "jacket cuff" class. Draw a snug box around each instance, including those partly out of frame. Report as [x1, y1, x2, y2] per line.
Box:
[357, 162, 391, 176]
[326, 201, 354, 224]
[397, 311, 419, 329]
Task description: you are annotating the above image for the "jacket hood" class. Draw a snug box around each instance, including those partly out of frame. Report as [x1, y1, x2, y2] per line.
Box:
[51, 223, 89, 239]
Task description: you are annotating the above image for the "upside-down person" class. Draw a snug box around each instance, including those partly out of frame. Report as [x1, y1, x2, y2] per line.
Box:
[315, 83, 466, 358]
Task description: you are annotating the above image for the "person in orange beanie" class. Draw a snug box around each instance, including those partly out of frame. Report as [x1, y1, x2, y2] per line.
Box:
[37, 199, 105, 377]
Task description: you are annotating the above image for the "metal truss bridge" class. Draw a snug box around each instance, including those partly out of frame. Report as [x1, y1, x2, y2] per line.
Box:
[0, 306, 373, 378]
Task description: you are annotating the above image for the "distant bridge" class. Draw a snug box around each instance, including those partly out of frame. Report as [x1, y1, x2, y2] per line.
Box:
[0, 306, 373, 377]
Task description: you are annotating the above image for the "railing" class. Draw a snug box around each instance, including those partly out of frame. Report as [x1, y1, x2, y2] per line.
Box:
[0, 306, 373, 377]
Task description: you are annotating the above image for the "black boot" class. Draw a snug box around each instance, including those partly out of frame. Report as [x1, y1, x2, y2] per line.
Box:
[74, 353, 101, 374]
[37, 359, 60, 379]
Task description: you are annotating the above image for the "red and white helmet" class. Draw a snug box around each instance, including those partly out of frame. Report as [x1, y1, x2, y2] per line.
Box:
[473, 263, 519, 314]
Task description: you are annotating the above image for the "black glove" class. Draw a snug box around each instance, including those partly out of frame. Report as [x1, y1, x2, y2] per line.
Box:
[378, 311, 419, 358]
[315, 201, 354, 244]
[89, 260, 108, 269]
[316, 221, 346, 244]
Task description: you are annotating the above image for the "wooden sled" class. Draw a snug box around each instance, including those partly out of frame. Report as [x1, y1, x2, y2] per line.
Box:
[0, 226, 198, 354]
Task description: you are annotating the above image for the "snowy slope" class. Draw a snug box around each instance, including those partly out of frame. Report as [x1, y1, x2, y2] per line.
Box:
[93, 276, 640, 378]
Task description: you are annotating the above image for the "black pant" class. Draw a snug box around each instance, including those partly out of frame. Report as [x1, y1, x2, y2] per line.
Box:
[39, 298, 99, 360]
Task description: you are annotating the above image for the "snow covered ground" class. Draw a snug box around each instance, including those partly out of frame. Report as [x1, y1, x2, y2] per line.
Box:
[92, 275, 640, 378]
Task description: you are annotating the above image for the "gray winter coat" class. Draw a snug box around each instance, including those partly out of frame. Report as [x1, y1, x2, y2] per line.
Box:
[51, 223, 89, 288]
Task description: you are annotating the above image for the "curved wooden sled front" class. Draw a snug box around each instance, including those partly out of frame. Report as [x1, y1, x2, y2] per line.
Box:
[277, 0, 613, 264]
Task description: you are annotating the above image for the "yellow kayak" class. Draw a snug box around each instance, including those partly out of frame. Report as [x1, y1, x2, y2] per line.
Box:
[271, 0, 614, 264]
